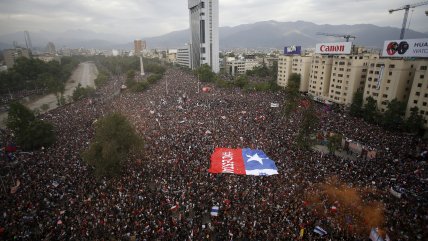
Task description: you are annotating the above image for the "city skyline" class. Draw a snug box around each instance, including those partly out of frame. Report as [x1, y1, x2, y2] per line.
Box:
[0, 0, 427, 39]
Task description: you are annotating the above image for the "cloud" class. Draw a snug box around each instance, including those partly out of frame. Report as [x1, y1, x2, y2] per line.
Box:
[0, 0, 427, 40]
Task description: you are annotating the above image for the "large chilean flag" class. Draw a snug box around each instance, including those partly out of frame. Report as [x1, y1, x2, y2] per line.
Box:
[209, 148, 278, 176]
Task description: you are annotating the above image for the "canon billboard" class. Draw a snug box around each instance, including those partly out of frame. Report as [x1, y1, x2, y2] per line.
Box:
[284, 45, 302, 55]
[382, 38, 428, 58]
[315, 42, 352, 54]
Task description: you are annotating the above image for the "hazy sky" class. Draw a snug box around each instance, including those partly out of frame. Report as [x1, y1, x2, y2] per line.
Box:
[0, 0, 427, 38]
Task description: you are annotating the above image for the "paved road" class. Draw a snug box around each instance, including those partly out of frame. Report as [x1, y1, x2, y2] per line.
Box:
[0, 62, 98, 128]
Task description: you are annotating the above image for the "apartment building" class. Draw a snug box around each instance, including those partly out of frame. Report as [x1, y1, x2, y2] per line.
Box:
[176, 45, 192, 69]
[3, 48, 31, 68]
[225, 58, 260, 76]
[406, 61, 428, 127]
[363, 58, 417, 112]
[308, 55, 333, 98]
[33, 53, 61, 63]
[277, 55, 311, 92]
[134, 40, 146, 56]
[277, 56, 292, 87]
[328, 54, 374, 105]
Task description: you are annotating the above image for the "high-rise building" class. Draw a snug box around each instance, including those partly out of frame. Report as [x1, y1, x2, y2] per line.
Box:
[327, 54, 373, 105]
[277, 55, 312, 92]
[46, 42, 56, 54]
[3, 48, 31, 68]
[279, 52, 379, 105]
[188, 0, 219, 73]
[24, 31, 33, 51]
[406, 62, 428, 127]
[134, 40, 146, 56]
[309, 55, 333, 98]
[363, 59, 417, 112]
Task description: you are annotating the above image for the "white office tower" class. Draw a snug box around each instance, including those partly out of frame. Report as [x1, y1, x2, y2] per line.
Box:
[188, 0, 219, 73]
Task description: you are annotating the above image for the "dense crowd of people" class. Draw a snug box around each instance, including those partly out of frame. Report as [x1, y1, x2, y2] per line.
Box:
[0, 67, 427, 240]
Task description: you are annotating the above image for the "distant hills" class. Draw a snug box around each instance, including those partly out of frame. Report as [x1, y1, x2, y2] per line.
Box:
[1, 20, 427, 51]
[144, 20, 428, 50]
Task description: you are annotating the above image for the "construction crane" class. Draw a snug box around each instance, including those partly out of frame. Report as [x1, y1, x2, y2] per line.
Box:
[316, 32, 356, 42]
[389, 1, 428, 39]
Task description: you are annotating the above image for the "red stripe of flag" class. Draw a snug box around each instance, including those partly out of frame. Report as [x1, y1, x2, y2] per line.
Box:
[208, 148, 246, 175]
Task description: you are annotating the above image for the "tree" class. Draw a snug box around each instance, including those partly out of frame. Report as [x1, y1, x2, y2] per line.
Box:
[0, 56, 79, 94]
[6, 102, 55, 150]
[287, 73, 301, 92]
[363, 96, 379, 124]
[17, 119, 55, 150]
[6, 102, 35, 134]
[234, 75, 249, 88]
[72, 83, 96, 101]
[382, 99, 406, 130]
[296, 104, 320, 150]
[327, 133, 343, 154]
[349, 89, 364, 117]
[270, 60, 278, 82]
[83, 113, 143, 177]
[405, 107, 425, 134]
[126, 70, 135, 80]
[246, 63, 270, 77]
[195, 64, 216, 82]
[41, 104, 50, 112]
[284, 73, 301, 117]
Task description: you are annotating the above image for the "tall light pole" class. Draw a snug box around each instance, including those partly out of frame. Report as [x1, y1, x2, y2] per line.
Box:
[139, 56, 145, 76]
[165, 76, 168, 95]
[197, 74, 200, 93]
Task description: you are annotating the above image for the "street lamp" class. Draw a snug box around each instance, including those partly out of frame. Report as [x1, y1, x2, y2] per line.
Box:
[197, 74, 200, 93]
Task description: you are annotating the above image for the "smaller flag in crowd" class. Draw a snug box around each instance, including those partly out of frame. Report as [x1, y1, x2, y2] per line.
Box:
[313, 226, 327, 236]
[210, 206, 219, 216]
[299, 228, 305, 238]
[170, 204, 178, 212]
[369, 228, 385, 241]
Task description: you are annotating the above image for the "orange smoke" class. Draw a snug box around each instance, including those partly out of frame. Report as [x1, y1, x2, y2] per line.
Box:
[304, 176, 385, 236]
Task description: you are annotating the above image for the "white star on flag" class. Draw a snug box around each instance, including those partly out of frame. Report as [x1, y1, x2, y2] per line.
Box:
[246, 153, 267, 165]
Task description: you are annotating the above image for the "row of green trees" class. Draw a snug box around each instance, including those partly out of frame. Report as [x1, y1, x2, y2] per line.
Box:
[91, 56, 140, 76]
[194, 63, 280, 92]
[72, 83, 96, 101]
[0, 57, 79, 94]
[125, 60, 166, 92]
[350, 89, 425, 134]
[6, 102, 55, 150]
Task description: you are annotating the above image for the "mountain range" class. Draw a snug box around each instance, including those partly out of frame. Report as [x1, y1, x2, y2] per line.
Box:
[1, 20, 427, 51]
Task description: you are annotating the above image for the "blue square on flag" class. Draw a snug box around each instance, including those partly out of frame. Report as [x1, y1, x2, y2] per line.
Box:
[242, 148, 278, 176]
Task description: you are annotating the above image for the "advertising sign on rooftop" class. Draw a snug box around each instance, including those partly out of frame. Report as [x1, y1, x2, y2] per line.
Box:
[284, 45, 302, 55]
[382, 38, 428, 58]
[315, 42, 352, 54]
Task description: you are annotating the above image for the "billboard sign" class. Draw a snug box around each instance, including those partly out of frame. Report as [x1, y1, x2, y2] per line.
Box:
[315, 42, 352, 54]
[382, 38, 428, 58]
[284, 45, 302, 55]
